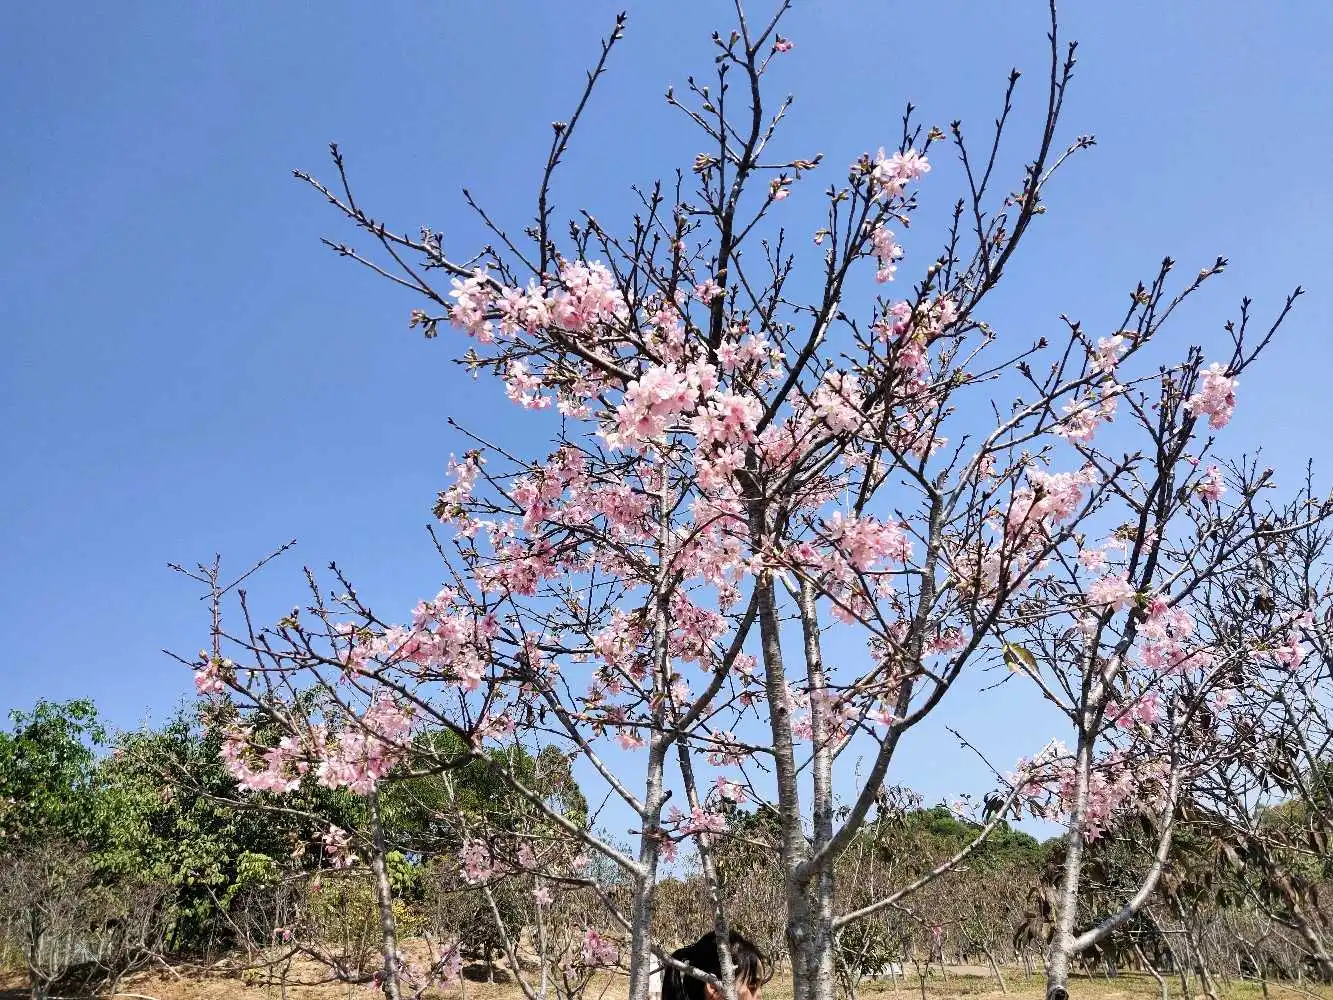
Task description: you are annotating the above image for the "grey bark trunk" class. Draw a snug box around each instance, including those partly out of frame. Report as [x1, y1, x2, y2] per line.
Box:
[27, 908, 44, 1000]
[983, 946, 1008, 994]
[625, 744, 666, 1000]
[367, 787, 402, 1000]
[1132, 942, 1168, 1000]
[799, 581, 836, 1000]
[755, 572, 813, 1000]
[676, 741, 737, 1000]
[1044, 732, 1091, 1000]
[627, 574, 672, 1000]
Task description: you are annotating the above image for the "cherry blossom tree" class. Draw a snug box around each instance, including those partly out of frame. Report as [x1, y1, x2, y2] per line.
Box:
[1183, 478, 1333, 981]
[996, 423, 1329, 999]
[181, 4, 1322, 1000]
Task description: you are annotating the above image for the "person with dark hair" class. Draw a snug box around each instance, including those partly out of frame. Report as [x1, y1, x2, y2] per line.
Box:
[661, 930, 771, 1000]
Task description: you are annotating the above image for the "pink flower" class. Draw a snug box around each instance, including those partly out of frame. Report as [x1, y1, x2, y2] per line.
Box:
[1053, 395, 1112, 444]
[869, 147, 931, 198]
[448, 273, 494, 342]
[925, 627, 967, 656]
[1077, 547, 1107, 572]
[1005, 465, 1098, 552]
[695, 278, 725, 304]
[436, 947, 463, 986]
[194, 658, 226, 696]
[811, 371, 865, 434]
[313, 697, 413, 795]
[690, 390, 761, 448]
[1092, 335, 1127, 375]
[548, 259, 627, 334]
[616, 729, 646, 751]
[580, 929, 619, 968]
[225, 730, 309, 794]
[497, 281, 550, 334]
[774, 36, 793, 53]
[609, 361, 717, 448]
[823, 511, 912, 570]
[1269, 629, 1303, 670]
[321, 825, 356, 868]
[1185, 363, 1237, 430]
[867, 706, 897, 728]
[532, 886, 554, 906]
[1109, 692, 1160, 730]
[867, 225, 903, 283]
[1197, 463, 1226, 503]
[680, 805, 729, 836]
[503, 361, 551, 410]
[460, 840, 494, 884]
[713, 776, 747, 803]
[1087, 573, 1136, 612]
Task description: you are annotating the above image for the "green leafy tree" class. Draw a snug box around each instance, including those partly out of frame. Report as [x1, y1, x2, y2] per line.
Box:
[0, 699, 107, 848]
[108, 702, 366, 953]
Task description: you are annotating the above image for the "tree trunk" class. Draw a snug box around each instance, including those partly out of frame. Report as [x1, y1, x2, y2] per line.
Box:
[1044, 733, 1091, 1000]
[367, 787, 402, 1000]
[1133, 941, 1168, 1000]
[676, 742, 737, 1000]
[754, 571, 812, 1000]
[27, 908, 46, 1000]
[1174, 900, 1216, 1000]
[627, 577, 672, 1000]
[982, 944, 1008, 994]
[799, 581, 837, 1000]
[1280, 891, 1333, 981]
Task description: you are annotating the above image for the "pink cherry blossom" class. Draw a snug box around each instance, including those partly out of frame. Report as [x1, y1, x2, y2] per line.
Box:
[867, 706, 897, 727]
[679, 805, 729, 836]
[460, 839, 494, 884]
[810, 372, 865, 435]
[822, 511, 912, 571]
[1086, 573, 1136, 612]
[1197, 463, 1226, 503]
[1108, 692, 1160, 731]
[497, 281, 551, 335]
[1077, 547, 1107, 572]
[1091, 334, 1127, 374]
[690, 390, 762, 448]
[616, 729, 646, 751]
[448, 273, 494, 342]
[194, 657, 226, 696]
[321, 825, 356, 868]
[314, 697, 414, 795]
[580, 929, 619, 968]
[1005, 465, 1098, 552]
[867, 225, 903, 283]
[1185, 363, 1237, 430]
[869, 147, 931, 198]
[504, 361, 551, 410]
[610, 361, 717, 448]
[1268, 628, 1304, 670]
[695, 278, 725, 304]
[713, 776, 747, 803]
[547, 259, 627, 334]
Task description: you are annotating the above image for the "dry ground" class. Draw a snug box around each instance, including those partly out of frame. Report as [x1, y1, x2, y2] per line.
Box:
[4, 963, 1327, 1000]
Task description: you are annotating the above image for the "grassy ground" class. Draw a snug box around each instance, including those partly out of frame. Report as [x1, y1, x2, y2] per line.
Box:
[4, 964, 1327, 1000]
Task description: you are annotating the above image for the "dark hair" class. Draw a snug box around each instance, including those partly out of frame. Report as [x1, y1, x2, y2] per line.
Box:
[662, 930, 770, 1000]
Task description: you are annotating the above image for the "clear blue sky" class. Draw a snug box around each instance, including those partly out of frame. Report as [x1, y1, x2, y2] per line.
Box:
[3, 2, 1331, 809]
